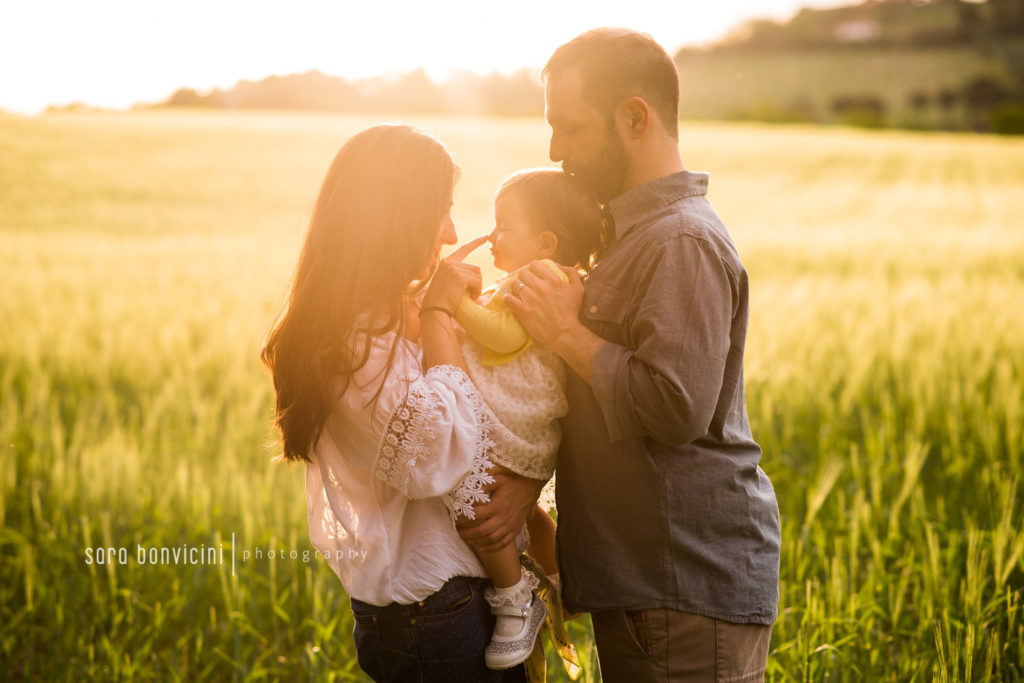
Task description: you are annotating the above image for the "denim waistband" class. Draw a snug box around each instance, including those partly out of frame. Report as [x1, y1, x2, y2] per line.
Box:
[349, 575, 488, 619]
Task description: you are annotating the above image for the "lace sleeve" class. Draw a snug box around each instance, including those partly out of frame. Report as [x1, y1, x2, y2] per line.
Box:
[373, 364, 495, 519]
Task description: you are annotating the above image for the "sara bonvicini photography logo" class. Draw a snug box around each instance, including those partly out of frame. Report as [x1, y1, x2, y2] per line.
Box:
[82, 533, 368, 576]
[84, 533, 236, 574]
[83, 532, 235, 573]
[84, 542, 226, 566]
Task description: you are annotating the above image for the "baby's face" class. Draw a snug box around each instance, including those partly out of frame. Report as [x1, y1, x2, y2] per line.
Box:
[488, 192, 543, 273]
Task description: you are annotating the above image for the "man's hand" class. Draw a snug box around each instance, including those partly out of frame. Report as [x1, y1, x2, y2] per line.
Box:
[503, 261, 585, 349]
[457, 473, 545, 551]
[505, 260, 606, 385]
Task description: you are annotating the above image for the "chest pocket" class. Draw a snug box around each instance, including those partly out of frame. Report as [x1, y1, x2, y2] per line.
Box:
[581, 279, 630, 341]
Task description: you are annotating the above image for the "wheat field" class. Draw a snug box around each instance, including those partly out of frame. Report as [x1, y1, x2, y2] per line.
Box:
[1, 109, 1022, 681]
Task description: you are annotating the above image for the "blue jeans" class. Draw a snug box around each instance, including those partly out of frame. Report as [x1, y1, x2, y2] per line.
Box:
[350, 576, 527, 682]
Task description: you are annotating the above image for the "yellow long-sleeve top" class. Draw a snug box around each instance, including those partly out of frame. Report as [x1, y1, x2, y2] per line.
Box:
[454, 259, 569, 366]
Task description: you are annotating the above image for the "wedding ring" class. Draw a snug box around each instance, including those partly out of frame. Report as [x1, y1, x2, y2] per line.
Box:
[515, 282, 526, 295]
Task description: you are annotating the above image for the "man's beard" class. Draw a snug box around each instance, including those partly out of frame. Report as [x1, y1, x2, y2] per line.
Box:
[564, 127, 629, 203]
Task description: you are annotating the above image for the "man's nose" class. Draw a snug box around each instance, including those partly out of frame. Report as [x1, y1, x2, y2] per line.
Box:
[487, 227, 498, 244]
[549, 136, 564, 163]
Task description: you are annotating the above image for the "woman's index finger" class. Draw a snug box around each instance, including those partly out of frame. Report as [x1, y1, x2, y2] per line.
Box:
[448, 235, 490, 262]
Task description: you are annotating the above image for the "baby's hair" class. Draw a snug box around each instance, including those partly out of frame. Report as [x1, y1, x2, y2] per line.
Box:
[496, 168, 604, 272]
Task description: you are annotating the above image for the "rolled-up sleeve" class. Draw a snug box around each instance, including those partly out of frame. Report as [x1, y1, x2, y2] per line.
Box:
[589, 233, 734, 446]
[373, 364, 495, 516]
[328, 335, 496, 518]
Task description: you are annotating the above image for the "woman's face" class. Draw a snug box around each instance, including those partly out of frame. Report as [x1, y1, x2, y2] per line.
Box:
[489, 191, 543, 273]
[418, 196, 457, 281]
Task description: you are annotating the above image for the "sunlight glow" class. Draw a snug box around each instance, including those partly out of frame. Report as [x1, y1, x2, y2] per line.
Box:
[0, 0, 851, 115]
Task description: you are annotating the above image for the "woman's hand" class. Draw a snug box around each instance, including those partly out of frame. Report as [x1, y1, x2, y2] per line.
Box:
[419, 235, 488, 371]
[421, 236, 489, 313]
[456, 472, 545, 551]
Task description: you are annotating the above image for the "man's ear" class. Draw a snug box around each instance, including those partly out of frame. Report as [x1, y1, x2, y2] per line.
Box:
[622, 97, 650, 138]
[537, 231, 559, 259]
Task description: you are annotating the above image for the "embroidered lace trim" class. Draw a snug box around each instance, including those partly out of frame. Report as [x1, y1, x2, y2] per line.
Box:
[484, 566, 541, 608]
[374, 364, 495, 519]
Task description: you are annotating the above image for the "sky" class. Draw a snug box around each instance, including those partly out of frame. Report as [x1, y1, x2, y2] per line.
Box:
[0, 0, 851, 115]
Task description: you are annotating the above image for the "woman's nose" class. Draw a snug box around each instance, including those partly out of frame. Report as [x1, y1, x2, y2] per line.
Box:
[487, 228, 498, 244]
[441, 217, 458, 245]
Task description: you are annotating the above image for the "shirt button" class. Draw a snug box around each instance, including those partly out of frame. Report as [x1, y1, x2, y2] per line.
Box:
[418, 601, 424, 607]
[410, 618, 416, 624]
[589, 305, 598, 314]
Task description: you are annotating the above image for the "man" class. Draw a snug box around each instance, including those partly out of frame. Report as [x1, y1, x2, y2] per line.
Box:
[461, 28, 780, 681]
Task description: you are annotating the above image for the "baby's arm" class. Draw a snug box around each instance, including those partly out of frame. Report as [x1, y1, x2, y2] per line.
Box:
[455, 293, 531, 354]
[456, 262, 568, 354]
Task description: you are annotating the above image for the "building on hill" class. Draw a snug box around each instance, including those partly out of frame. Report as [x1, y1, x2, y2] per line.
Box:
[834, 18, 883, 43]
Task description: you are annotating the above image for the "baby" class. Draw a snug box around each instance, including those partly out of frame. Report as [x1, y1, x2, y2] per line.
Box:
[454, 168, 603, 670]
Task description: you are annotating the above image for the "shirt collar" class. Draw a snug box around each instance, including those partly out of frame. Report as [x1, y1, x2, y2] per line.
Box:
[606, 170, 709, 241]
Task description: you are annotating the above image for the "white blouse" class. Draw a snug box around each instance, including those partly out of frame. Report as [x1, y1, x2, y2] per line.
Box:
[304, 331, 497, 606]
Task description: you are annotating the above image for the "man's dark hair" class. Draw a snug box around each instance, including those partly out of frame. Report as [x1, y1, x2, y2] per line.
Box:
[542, 28, 680, 140]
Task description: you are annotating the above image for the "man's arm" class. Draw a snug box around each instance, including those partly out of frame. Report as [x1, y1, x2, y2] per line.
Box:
[509, 235, 735, 446]
[551, 329, 605, 385]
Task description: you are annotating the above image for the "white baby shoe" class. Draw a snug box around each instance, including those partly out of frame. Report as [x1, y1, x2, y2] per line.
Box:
[484, 568, 546, 670]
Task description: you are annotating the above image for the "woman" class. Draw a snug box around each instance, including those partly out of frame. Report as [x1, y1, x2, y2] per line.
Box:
[261, 124, 529, 681]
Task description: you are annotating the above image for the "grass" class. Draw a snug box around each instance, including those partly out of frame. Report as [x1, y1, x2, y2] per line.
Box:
[1, 109, 1023, 680]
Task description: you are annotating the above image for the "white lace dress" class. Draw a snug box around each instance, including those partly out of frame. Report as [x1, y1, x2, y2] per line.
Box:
[305, 331, 501, 606]
[460, 337, 568, 483]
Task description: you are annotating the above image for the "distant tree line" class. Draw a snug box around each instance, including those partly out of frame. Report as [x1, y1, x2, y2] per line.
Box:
[157, 69, 544, 116]
[151, 0, 1024, 134]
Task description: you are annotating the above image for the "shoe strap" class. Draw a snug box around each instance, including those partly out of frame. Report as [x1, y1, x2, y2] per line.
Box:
[491, 598, 532, 618]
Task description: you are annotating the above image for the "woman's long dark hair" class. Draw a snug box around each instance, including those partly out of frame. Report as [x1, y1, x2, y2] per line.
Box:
[261, 125, 457, 462]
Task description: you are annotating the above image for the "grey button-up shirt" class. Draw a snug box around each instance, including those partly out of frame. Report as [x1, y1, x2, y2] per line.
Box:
[556, 170, 780, 625]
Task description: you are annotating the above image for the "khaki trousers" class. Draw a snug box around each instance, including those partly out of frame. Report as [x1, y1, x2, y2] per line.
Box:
[590, 609, 771, 682]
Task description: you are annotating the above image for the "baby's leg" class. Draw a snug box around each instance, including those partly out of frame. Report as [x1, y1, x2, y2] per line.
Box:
[526, 504, 558, 575]
[457, 462, 526, 588]
[473, 539, 523, 589]
[468, 532, 540, 644]
[458, 513, 544, 663]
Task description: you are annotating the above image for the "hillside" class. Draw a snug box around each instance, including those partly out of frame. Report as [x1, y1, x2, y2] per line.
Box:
[675, 0, 1024, 130]
[674, 44, 1012, 125]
